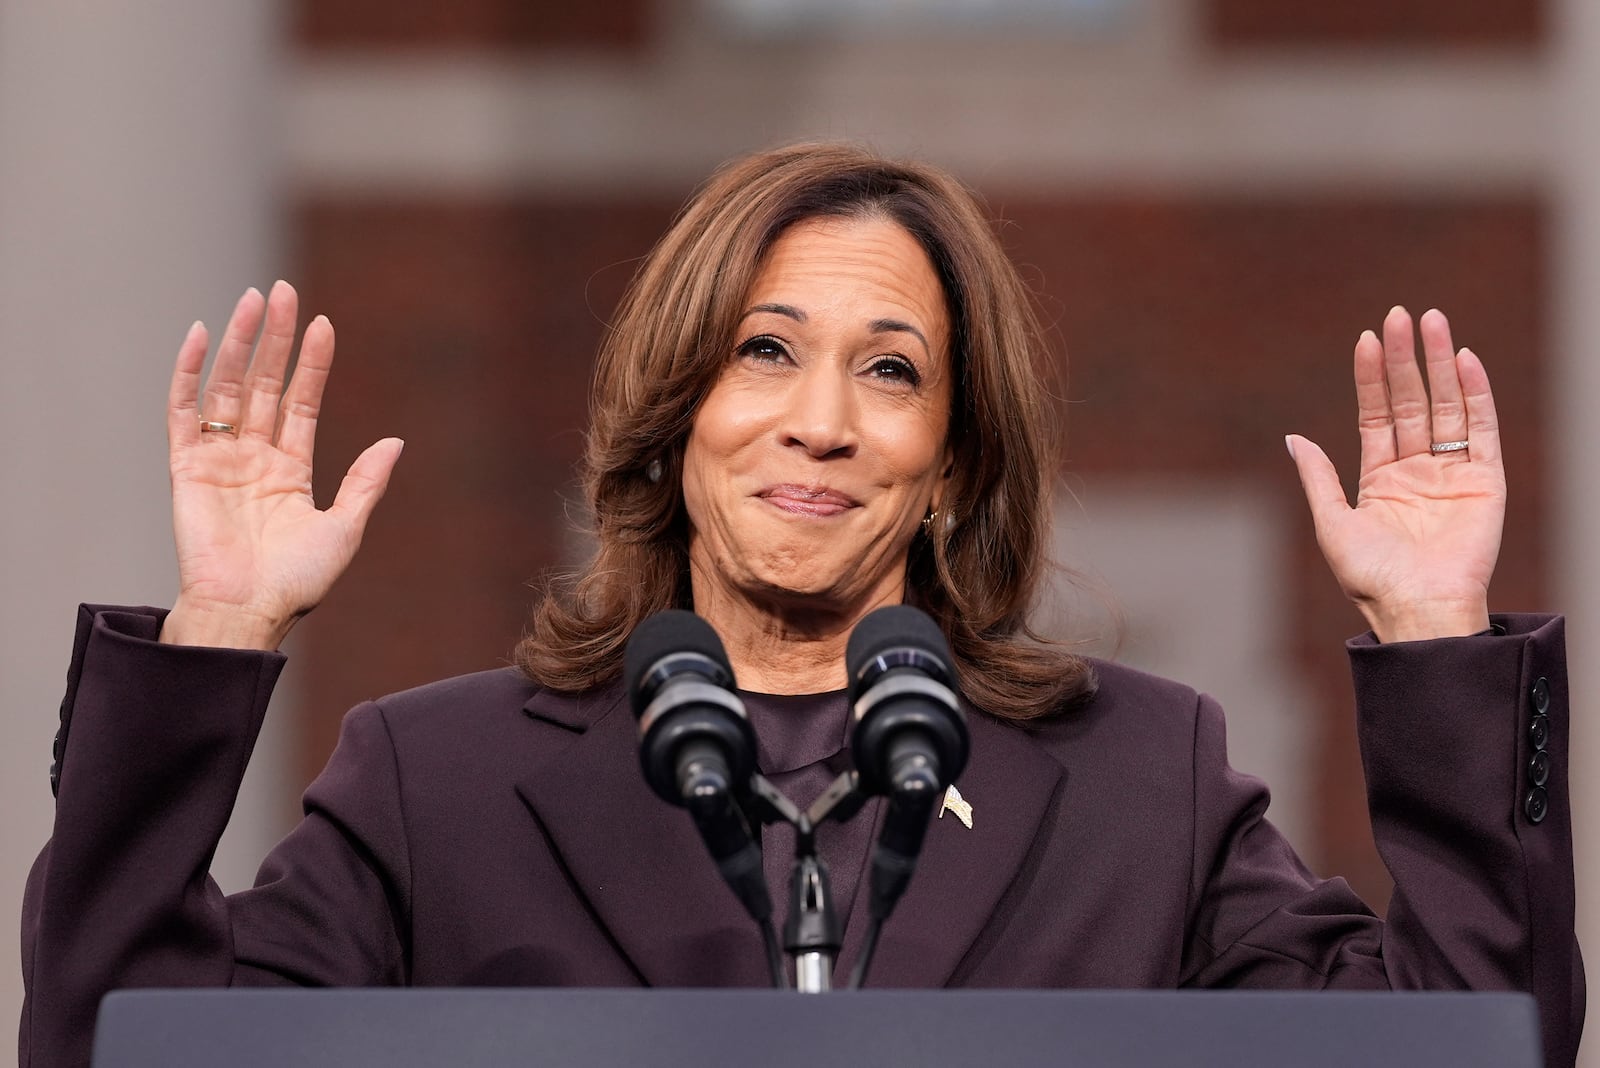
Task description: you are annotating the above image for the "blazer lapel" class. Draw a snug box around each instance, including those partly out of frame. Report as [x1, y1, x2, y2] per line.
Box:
[514, 685, 772, 988]
[842, 710, 1065, 988]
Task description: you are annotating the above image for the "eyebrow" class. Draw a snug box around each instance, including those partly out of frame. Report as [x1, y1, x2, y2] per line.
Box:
[869, 317, 929, 355]
[740, 304, 930, 354]
[743, 302, 806, 323]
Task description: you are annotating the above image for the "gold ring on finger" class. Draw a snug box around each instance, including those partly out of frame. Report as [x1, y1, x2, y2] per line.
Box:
[199, 419, 239, 435]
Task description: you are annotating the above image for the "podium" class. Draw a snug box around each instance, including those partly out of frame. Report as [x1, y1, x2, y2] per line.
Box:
[91, 988, 1543, 1067]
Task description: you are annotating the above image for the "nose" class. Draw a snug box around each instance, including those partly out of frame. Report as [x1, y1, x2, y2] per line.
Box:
[781, 363, 858, 459]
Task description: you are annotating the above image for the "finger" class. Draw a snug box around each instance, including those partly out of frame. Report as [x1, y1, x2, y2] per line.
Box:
[200, 288, 266, 429]
[275, 314, 335, 465]
[1381, 305, 1431, 459]
[1419, 308, 1468, 455]
[327, 438, 405, 537]
[167, 320, 209, 451]
[1352, 329, 1394, 479]
[1457, 347, 1502, 465]
[1285, 434, 1350, 538]
[238, 280, 299, 443]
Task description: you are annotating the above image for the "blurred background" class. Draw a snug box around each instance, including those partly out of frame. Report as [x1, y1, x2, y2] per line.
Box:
[3, 0, 1596, 1060]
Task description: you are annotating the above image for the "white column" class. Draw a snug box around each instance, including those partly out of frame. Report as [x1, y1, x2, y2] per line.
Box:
[0, 0, 291, 1033]
[1552, 1, 1600, 1064]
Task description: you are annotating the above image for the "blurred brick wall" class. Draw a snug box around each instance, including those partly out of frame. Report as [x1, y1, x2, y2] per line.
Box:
[295, 0, 652, 50]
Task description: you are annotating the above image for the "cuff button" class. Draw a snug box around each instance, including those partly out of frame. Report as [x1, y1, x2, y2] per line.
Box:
[1529, 749, 1551, 787]
[1532, 676, 1550, 714]
[1524, 787, 1549, 824]
[1529, 714, 1551, 751]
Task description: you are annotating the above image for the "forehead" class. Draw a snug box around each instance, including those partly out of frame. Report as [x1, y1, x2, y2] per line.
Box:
[747, 216, 950, 338]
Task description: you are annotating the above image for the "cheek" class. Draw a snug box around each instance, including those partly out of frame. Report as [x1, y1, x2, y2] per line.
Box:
[869, 406, 950, 485]
[687, 384, 774, 471]
[681, 391, 757, 523]
[679, 434, 716, 533]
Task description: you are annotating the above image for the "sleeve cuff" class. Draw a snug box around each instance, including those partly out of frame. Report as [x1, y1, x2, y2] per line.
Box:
[51, 603, 288, 796]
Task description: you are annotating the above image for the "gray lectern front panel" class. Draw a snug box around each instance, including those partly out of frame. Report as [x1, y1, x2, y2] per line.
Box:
[90, 988, 1543, 1068]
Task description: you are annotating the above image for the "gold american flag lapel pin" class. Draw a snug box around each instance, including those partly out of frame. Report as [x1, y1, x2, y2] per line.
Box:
[940, 784, 973, 828]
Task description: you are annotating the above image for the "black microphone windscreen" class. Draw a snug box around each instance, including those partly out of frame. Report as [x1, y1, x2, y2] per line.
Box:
[845, 605, 953, 700]
[624, 610, 734, 715]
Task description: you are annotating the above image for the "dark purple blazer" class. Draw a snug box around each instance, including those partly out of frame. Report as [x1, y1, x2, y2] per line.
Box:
[20, 606, 1584, 1068]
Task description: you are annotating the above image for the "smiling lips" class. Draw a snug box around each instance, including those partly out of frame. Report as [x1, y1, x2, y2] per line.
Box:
[757, 484, 859, 517]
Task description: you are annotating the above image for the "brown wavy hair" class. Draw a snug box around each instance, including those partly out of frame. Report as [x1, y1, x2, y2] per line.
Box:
[517, 143, 1094, 721]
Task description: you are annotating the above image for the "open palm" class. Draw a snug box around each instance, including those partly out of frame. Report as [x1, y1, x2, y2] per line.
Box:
[1288, 307, 1504, 643]
[163, 282, 402, 649]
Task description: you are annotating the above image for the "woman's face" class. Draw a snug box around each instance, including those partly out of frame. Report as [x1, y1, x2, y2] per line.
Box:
[682, 215, 954, 620]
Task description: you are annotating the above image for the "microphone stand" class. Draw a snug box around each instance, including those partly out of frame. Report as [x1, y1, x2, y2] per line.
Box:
[742, 772, 868, 993]
[784, 819, 837, 992]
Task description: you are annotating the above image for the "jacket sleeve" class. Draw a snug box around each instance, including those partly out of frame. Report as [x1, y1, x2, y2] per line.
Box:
[19, 606, 413, 1068]
[1180, 613, 1582, 1068]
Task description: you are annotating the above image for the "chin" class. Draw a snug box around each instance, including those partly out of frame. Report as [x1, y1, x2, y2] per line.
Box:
[741, 568, 857, 613]
[752, 573, 847, 603]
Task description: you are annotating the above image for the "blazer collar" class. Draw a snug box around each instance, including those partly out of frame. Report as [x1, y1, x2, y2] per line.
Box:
[516, 684, 1064, 989]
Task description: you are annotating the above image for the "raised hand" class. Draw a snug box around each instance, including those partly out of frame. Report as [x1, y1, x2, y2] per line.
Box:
[1287, 306, 1505, 643]
[161, 281, 403, 649]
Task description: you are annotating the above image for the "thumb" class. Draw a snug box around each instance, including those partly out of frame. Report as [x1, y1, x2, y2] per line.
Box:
[328, 437, 405, 533]
[1285, 434, 1349, 535]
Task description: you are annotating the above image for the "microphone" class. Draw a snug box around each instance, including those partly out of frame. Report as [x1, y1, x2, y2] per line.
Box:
[847, 604, 968, 800]
[625, 610, 769, 924]
[847, 605, 969, 925]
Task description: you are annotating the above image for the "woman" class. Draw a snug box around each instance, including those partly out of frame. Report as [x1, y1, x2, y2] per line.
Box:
[21, 145, 1581, 1067]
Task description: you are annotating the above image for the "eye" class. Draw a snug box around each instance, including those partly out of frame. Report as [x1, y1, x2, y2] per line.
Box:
[867, 354, 923, 388]
[735, 334, 790, 363]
